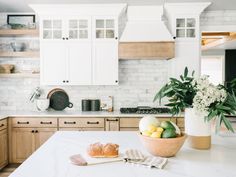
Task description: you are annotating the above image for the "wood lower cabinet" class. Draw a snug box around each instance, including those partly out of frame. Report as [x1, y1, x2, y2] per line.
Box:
[12, 128, 35, 163]
[120, 118, 140, 131]
[0, 119, 8, 169]
[119, 117, 180, 131]
[35, 128, 58, 149]
[105, 118, 119, 131]
[59, 118, 105, 131]
[10, 118, 58, 163]
[11, 127, 57, 163]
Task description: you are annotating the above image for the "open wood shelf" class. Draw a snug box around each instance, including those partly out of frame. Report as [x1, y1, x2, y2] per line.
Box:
[0, 29, 39, 37]
[0, 73, 40, 78]
[0, 51, 39, 58]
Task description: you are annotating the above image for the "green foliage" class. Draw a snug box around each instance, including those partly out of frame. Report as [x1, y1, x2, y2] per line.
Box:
[206, 91, 236, 132]
[153, 67, 196, 115]
[154, 67, 236, 132]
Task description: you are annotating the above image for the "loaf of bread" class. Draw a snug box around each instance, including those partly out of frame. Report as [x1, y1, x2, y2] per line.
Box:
[87, 143, 119, 158]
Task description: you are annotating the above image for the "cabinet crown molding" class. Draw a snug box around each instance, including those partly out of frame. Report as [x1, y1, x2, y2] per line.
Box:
[29, 4, 127, 16]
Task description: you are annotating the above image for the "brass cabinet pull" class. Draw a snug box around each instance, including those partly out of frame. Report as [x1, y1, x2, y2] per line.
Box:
[0, 124, 4, 127]
[40, 121, 52, 124]
[17, 121, 29, 124]
[64, 121, 76, 124]
[87, 121, 99, 124]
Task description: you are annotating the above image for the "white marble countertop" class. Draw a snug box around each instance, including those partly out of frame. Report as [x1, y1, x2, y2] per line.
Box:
[0, 110, 183, 120]
[9, 131, 236, 177]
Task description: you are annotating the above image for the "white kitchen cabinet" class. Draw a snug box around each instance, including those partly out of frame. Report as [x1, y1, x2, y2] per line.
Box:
[40, 41, 67, 85]
[67, 41, 92, 85]
[92, 17, 119, 85]
[33, 4, 127, 86]
[40, 16, 92, 85]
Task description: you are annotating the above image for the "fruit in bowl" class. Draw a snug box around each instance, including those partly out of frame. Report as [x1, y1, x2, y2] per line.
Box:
[139, 116, 187, 157]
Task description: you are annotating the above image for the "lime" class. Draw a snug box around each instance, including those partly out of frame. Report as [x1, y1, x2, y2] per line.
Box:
[160, 121, 175, 130]
[162, 129, 177, 138]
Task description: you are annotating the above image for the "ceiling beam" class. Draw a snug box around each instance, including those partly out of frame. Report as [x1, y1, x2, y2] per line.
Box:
[202, 32, 236, 50]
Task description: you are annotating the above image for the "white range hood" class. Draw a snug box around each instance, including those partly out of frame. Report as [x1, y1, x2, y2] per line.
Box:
[119, 6, 175, 59]
[120, 6, 174, 42]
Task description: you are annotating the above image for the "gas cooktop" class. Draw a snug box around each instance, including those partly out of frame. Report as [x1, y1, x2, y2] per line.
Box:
[120, 106, 171, 114]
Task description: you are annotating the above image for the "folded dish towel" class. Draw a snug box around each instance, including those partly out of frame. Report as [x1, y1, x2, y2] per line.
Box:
[124, 149, 168, 169]
[70, 149, 168, 169]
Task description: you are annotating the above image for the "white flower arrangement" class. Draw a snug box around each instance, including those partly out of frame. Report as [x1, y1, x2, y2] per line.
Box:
[192, 75, 227, 116]
[154, 67, 236, 132]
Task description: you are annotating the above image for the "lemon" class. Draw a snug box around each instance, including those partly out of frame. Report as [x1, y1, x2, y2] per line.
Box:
[147, 124, 157, 133]
[156, 127, 164, 133]
[142, 130, 152, 137]
[150, 131, 162, 138]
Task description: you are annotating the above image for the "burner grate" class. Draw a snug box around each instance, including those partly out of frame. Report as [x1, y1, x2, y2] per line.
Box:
[120, 107, 171, 114]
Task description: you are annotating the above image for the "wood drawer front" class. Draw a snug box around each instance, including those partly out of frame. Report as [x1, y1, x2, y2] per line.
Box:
[12, 118, 57, 128]
[59, 118, 80, 128]
[59, 118, 104, 128]
[120, 118, 140, 128]
[77, 118, 104, 128]
[176, 118, 184, 128]
[0, 119, 7, 131]
[59, 127, 104, 131]
[157, 117, 177, 124]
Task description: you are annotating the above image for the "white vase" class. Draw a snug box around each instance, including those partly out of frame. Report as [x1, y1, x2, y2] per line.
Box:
[185, 108, 211, 150]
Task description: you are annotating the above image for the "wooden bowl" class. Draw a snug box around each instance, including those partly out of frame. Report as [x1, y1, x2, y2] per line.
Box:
[138, 133, 187, 157]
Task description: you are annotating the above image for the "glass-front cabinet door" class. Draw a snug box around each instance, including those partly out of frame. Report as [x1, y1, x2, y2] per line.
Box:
[176, 17, 196, 38]
[42, 19, 63, 40]
[67, 18, 91, 40]
[41, 17, 91, 41]
[94, 18, 117, 40]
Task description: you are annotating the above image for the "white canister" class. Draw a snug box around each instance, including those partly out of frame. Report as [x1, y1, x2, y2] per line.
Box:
[36, 98, 49, 111]
[185, 108, 211, 149]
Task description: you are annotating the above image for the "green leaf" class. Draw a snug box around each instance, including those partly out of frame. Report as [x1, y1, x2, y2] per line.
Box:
[222, 116, 235, 133]
[184, 67, 188, 78]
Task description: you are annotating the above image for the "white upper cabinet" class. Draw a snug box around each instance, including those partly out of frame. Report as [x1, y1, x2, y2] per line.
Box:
[40, 41, 67, 85]
[31, 4, 127, 86]
[40, 16, 92, 85]
[93, 17, 118, 85]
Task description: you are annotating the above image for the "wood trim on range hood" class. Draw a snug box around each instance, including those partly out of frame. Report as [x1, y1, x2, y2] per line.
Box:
[118, 42, 175, 60]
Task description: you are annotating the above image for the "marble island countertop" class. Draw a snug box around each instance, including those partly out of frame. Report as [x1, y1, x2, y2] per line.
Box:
[0, 110, 184, 120]
[9, 131, 236, 177]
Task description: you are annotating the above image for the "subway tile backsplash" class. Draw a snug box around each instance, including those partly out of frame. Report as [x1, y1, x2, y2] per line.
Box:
[0, 60, 168, 111]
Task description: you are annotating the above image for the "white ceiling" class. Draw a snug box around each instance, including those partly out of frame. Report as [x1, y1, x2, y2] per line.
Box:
[0, 0, 236, 12]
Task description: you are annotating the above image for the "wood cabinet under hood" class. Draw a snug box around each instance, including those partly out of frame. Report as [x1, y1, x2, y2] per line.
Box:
[119, 41, 175, 59]
[119, 6, 175, 60]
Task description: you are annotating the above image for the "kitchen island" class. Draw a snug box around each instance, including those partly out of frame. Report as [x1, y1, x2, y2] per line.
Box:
[9, 131, 236, 177]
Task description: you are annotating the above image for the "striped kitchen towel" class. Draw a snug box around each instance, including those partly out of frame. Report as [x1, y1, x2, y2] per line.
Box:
[124, 149, 168, 169]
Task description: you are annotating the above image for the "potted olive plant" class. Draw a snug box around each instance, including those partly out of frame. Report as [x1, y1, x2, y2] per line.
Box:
[154, 67, 236, 149]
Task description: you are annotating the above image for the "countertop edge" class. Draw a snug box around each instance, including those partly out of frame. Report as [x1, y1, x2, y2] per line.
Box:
[0, 111, 184, 120]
